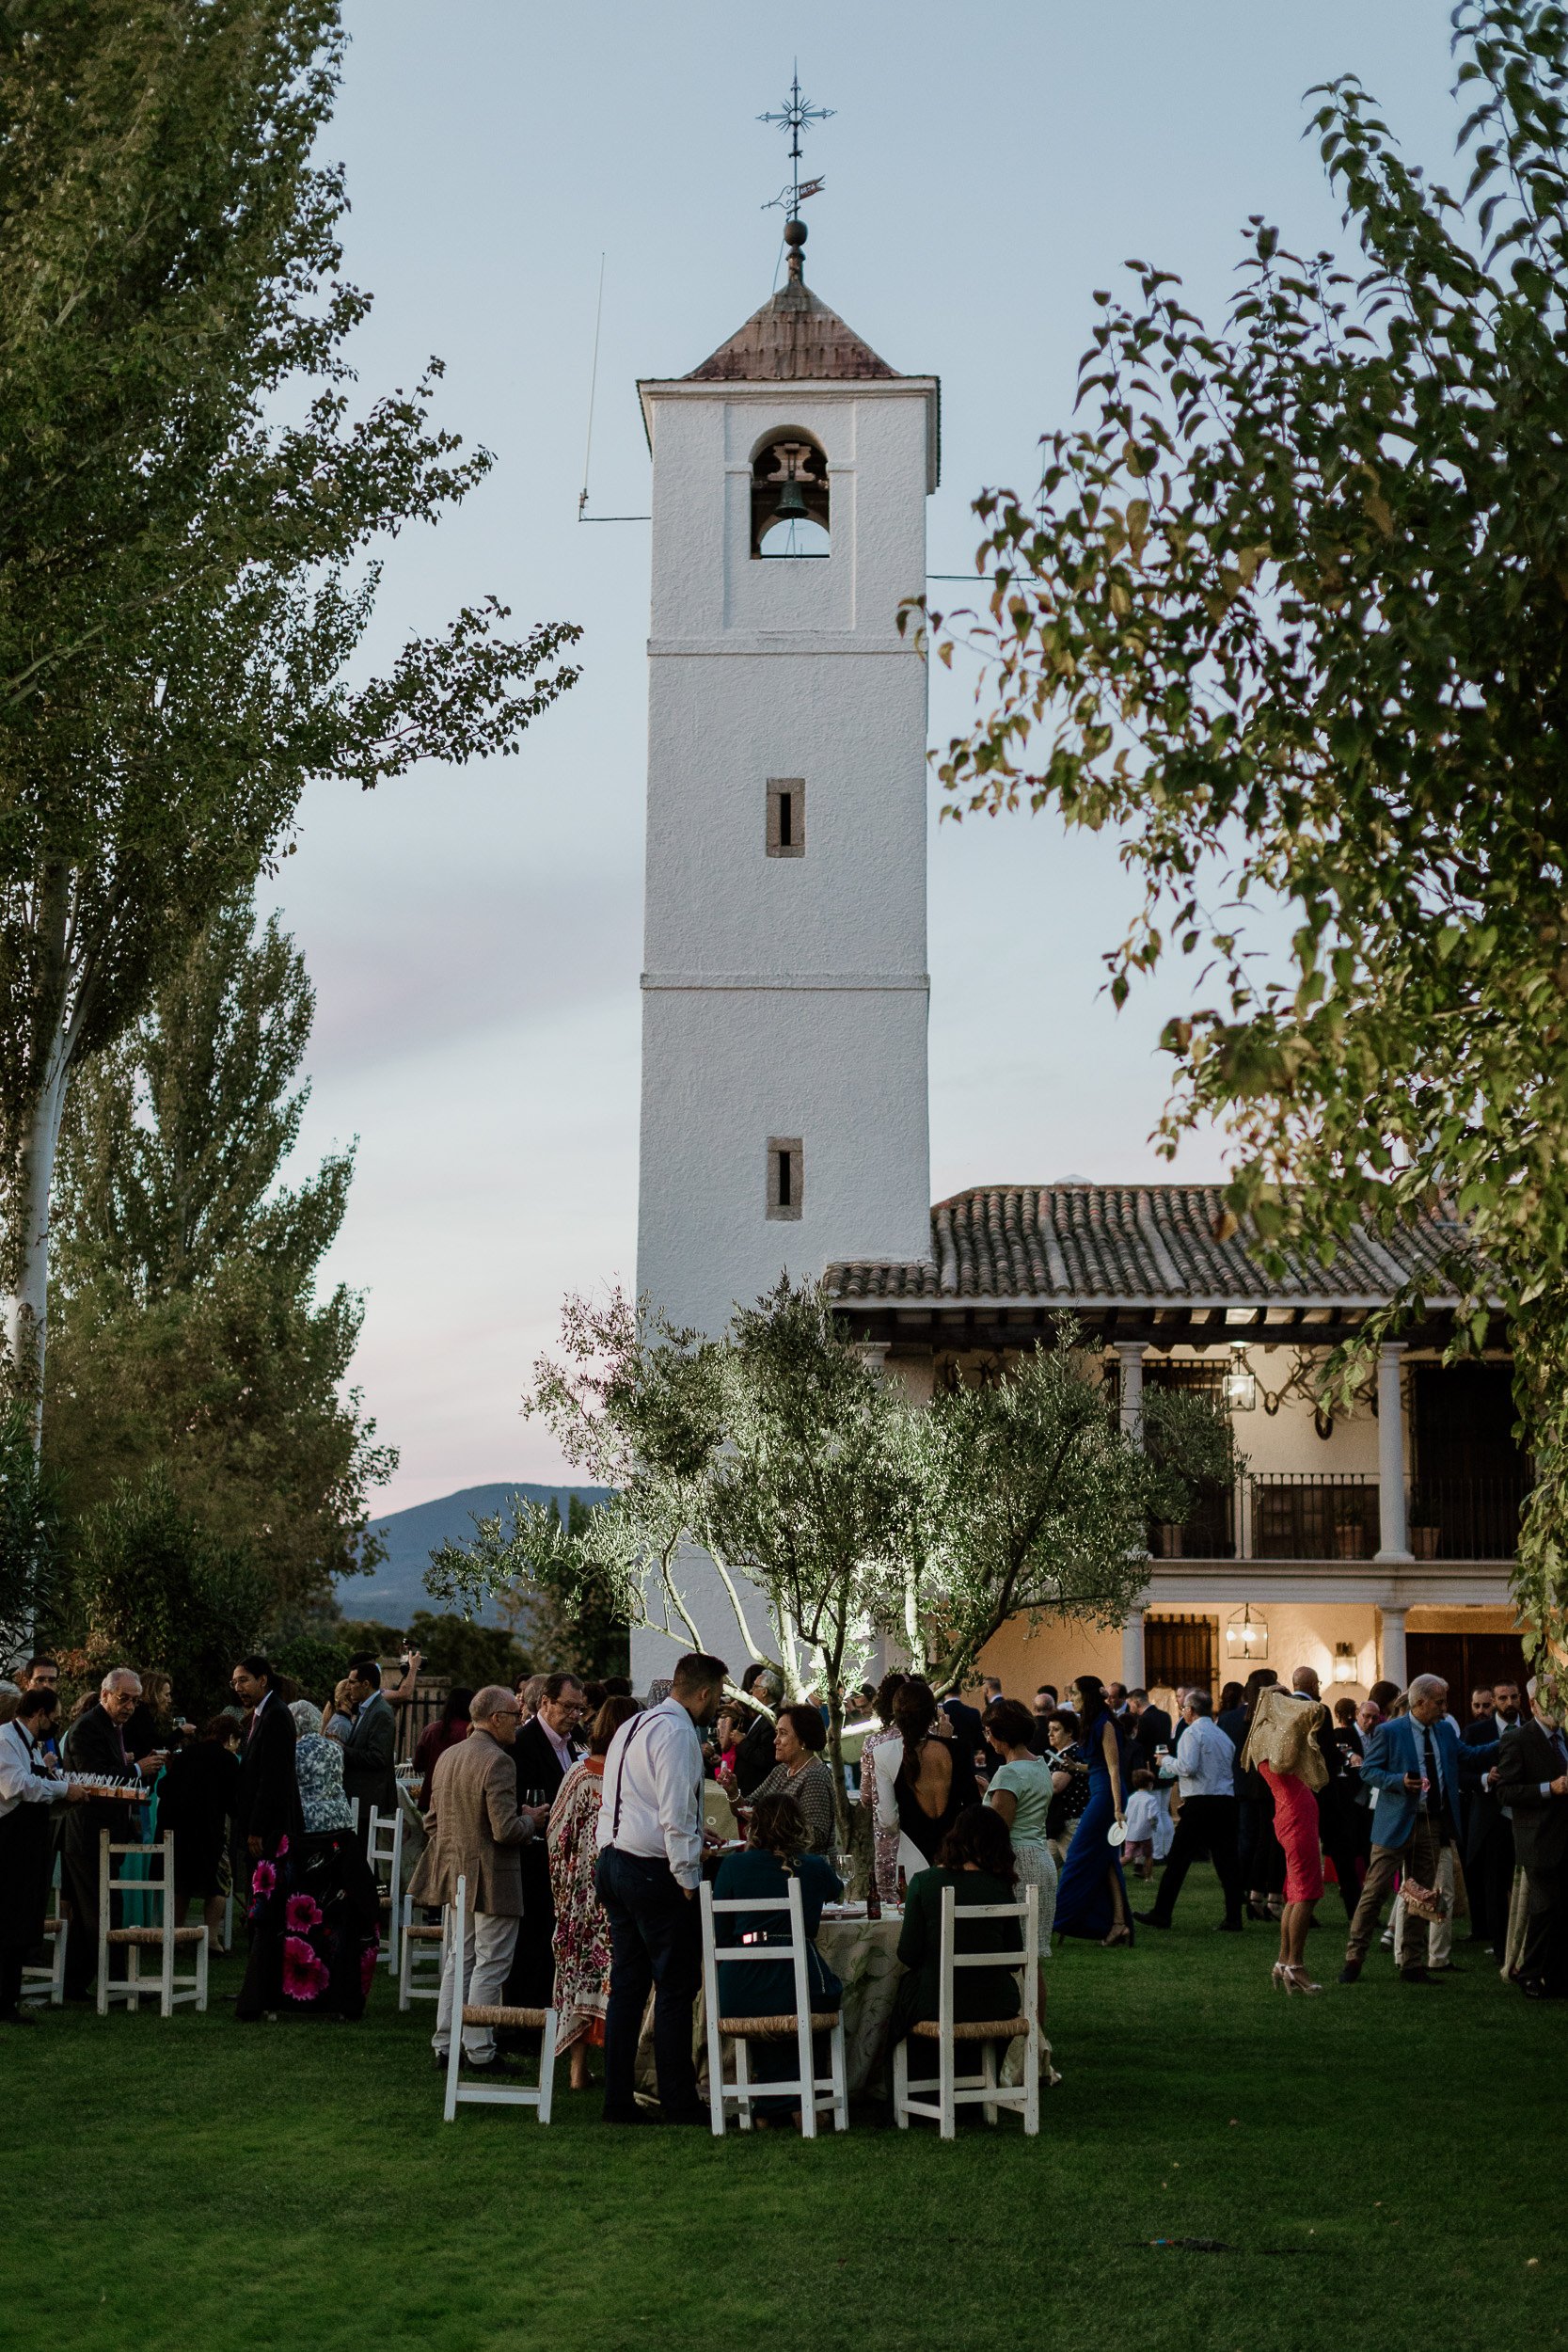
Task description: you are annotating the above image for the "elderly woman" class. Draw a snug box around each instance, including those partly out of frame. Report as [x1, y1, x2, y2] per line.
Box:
[712, 1791, 843, 2126]
[321, 1679, 357, 1745]
[241, 1698, 380, 2019]
[720, 1703, 839, 1855]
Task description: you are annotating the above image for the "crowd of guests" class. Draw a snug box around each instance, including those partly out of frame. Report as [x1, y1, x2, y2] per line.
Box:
[4, 1639, 1563, 2114]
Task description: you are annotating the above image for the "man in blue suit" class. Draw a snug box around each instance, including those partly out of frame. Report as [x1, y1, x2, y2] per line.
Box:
[1339, 1674, 1497, 1985]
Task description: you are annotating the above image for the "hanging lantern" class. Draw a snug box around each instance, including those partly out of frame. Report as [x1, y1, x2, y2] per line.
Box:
[1224, 1343, 1257, 1412]
[1226, 1604, 1268, 1660]
[1332, 1641, 1359, 1684]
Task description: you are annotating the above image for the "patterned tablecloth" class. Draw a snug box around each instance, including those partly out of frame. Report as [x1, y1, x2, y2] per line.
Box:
[634, 1911, 905, 2101]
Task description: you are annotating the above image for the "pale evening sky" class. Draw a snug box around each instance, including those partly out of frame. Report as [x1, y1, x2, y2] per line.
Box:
[269, 1, 1459, 1512]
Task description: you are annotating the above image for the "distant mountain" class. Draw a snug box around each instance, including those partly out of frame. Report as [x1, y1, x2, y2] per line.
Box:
[339, 1482, 612, 1628]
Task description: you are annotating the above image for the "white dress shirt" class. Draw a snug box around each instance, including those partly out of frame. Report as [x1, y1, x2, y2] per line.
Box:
[0, 1718, 68, 1818]
[1171, 1715, 1238, 1800]
[595, 1698, 705, 1888]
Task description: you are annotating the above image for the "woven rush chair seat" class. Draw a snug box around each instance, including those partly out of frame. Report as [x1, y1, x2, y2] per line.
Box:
[404, 1923, 445, 1942]
[107, 1925, 206, 1947]
[911, 2014, 1027, 2042]
[716, 2010, 839, 2040]
[460, 2002, 548, 2030]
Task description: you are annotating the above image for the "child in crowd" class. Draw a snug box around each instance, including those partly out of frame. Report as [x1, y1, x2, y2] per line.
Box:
[1121, 1768, 1162, 1880]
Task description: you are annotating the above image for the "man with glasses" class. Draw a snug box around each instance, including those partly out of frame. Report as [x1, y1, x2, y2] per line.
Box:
[409, 1686, 549, 2076]
[504, 1674, 589, 2013]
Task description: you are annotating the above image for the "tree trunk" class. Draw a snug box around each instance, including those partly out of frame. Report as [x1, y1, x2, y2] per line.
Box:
[825, 1683, 852, 1851]
[2, 1037, 71, 1444]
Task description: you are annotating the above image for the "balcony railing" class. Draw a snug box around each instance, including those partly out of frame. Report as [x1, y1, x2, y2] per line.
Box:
[1406, 1475, 1528, 1561]
[1249, 1473, 1382, 1561]
[1147, 1472, 1530, 1562]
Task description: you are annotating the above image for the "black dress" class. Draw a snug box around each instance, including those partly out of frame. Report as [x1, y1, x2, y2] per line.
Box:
[894, 1739, 979, 1869]
[156, 1741, 241, 1900]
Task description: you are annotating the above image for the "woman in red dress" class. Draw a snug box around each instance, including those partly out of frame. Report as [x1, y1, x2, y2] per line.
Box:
[1243, 1677, 1332, 1993]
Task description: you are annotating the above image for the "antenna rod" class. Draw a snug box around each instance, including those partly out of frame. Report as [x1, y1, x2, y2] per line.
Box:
[578, 251, 607, 521]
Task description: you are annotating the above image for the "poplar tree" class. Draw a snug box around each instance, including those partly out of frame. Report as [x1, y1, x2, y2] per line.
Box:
[0, 2, 580, 1412]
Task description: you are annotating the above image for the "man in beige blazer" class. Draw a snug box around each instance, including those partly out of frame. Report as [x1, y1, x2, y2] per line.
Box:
[410, 1685, 550, 2074]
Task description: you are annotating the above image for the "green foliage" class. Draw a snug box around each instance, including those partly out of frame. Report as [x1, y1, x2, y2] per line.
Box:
[0, 1393, 64, 1667]
[74, 1464, 264, 1718]
[0, 0, 580, 1392]
[907, 1333, 1239, 1694]
[922, 0, 1568, 1679]
[404, 1611, 531, 1692]
[44, 898, 395, 1613]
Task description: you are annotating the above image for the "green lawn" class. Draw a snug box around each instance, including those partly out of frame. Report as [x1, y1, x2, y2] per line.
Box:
[10, 1870, 1564, 2352]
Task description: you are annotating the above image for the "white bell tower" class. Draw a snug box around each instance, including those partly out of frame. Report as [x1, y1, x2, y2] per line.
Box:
[635, 224, 938, 1375]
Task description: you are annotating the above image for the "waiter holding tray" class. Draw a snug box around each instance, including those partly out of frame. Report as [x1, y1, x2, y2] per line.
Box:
[0, 1684, 96, 2024]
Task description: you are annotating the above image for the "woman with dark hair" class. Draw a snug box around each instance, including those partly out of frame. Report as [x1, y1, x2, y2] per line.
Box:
[548, 1693, 641, 2090]
[1042, 1708, 1091, 1866]
[413, 1686, 475, 1811]
[711, 1791, 844, 2124]
[869, 1677, 980, 1887]
[1230, 1666, 1286, 1917]
[890, 1804, 1026, 2053]
[1219, 1680, 1245, 1716]
[1053, 1674, 1134, 1946]
[859, 1670, 908, 1902]
[156, 1714, 242, 1951]
[721, 1702, 838, 1853]
[983, 1700, 1058, 1951]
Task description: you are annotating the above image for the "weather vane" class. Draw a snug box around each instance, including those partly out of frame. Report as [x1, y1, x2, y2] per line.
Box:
[759, 69, 832, 221]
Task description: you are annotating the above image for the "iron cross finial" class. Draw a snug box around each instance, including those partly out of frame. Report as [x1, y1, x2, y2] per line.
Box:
[759, 68, 832, 224]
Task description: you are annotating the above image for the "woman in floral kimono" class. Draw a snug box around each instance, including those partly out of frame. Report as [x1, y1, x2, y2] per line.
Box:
[547, 1694, 640, 2090]
[239, 1702, 381, 2020]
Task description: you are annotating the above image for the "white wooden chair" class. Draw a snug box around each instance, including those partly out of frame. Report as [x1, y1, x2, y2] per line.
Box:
[20, 1854, 67, 2007]
[98, 1830, 209, 2017]
[441, 1875, 558, 2123]
[367, 1803, 404, 1975]
[398, 1893, 448, 2010]
[893, 1882, 1039, 2139]
[700, 1876, 848, 2138]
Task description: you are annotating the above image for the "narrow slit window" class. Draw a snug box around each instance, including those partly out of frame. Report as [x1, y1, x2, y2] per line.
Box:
[766, 777, 805, 859]
[767, 1136, 802, 1221]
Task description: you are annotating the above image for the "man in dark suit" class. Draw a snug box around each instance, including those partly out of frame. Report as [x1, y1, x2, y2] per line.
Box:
[1464, 1678, 1522, 1954]
[1496, 1679, 1568, 1999]
[230, 1656, 304, 1863]
[341, 1655, 398, 1844]
[1127, 1690, 1174, 1772]
[60, 1667, 163, 1999]
[504, 1671, 588, 2011]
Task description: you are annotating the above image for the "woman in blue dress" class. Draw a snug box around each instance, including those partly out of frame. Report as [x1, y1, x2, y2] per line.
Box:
[712, 1790, 843, 2125]
[1053, 1674, 1133, 1947]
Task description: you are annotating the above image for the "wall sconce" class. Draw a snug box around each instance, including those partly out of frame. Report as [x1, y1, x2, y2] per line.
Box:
[1226, 1605, 1268, 1660]
[1332, 1642, 1359, 1685]
[1225, 1344, 1257, 1413]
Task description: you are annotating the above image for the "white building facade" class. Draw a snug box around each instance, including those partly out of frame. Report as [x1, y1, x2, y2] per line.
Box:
[631, 250, 938, 1681]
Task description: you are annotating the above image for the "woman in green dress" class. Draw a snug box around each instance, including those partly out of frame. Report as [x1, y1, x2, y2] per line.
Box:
[712, 1791, 843, 2125]
[982, 1699, 1059, 1954]
[889, 1804, 1025, 2055]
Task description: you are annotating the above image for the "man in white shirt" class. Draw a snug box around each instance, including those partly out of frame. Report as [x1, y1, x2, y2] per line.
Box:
[1, 1686, 92, 2024]
[595, 1650, 727, 2125]
[1133, 1690, 1244, 1932]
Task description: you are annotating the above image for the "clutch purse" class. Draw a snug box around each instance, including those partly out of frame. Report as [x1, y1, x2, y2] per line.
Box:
[1402, 1878, 1449, 1923]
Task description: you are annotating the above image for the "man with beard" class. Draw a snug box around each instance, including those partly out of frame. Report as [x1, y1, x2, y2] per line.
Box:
[1464, 1678, 1523, 1958]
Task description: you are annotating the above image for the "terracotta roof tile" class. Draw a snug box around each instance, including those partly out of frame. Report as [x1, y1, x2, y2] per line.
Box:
[824, 1184, 1470, 1306]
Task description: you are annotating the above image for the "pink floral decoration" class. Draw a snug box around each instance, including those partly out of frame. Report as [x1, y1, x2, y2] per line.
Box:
[359, 1943, 379, 1994]
[285, 1893, 323, 1932]
[281, 1935, 329, 2003]
[250, 1860, 277, 1897]
[277, 1836, 290, 1856]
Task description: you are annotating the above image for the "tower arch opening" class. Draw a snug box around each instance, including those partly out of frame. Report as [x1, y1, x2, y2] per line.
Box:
[751, 430, 831, 558]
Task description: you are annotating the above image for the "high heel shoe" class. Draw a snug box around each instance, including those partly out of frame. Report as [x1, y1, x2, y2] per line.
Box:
[1271, 1961, 1289, 1990]
[1101, 1925, 1132, 1947]
[1282, 1964, 1323, 1994]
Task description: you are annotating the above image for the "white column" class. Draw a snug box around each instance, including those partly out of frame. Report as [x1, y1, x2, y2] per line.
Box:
[1116, 1342, 1146, 1441]
[1374, 1342, 1412, 1562]
[1379, 1603, 1408, 1690]
[1122, 1605, 1146, 1689]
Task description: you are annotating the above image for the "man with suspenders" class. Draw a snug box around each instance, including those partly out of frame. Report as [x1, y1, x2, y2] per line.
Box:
[595, 1651, 727, 2125]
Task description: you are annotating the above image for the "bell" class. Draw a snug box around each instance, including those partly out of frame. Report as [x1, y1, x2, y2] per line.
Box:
[772, 478, 809, 522]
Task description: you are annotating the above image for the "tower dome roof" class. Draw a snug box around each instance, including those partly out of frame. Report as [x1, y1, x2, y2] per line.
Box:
[685, 278, 899, 384]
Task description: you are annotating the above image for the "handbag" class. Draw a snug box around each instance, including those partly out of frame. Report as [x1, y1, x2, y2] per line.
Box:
[1401, 1875, 1449, 1924]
